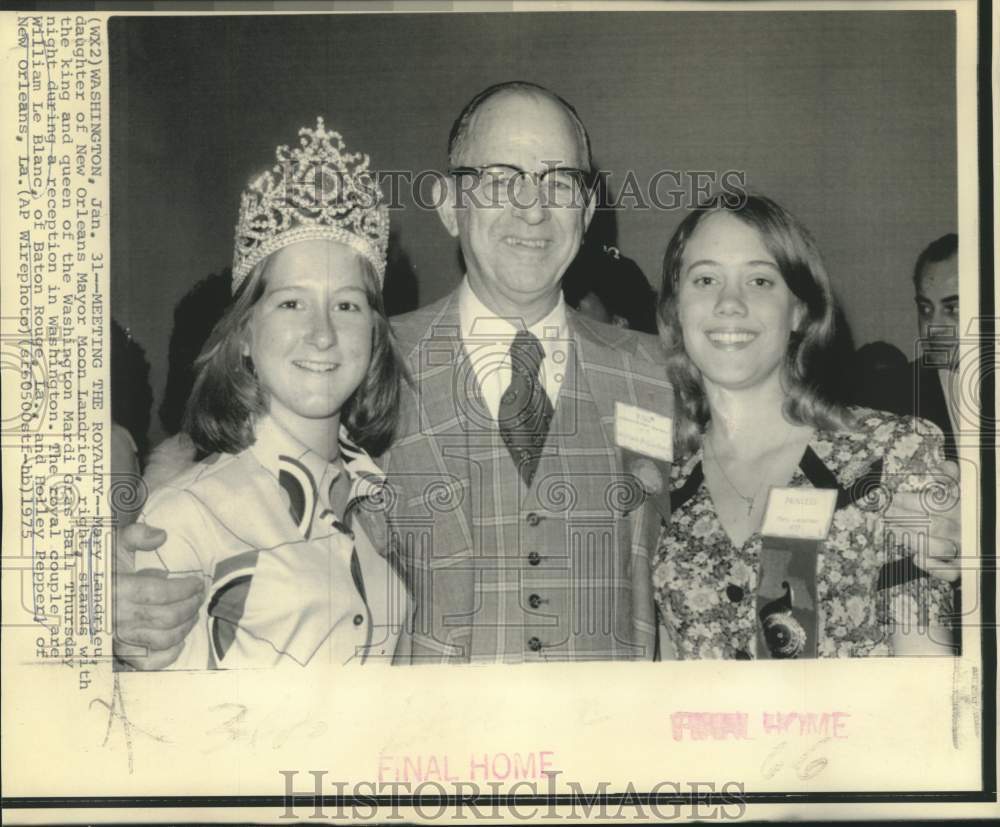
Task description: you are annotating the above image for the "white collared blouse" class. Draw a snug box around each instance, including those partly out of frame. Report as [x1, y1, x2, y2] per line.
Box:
[135, 415, 410, 669]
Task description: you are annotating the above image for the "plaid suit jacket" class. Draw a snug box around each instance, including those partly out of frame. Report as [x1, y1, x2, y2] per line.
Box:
[385, 290, 674, 663]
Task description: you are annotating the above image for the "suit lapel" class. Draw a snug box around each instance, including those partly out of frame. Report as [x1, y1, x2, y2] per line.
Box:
[404, 294, 477, 489]
[394, 292, 478, 661]
[570, 312, 674, 525]
[917, 366, 949, 427]
[569, 312, 673, 659]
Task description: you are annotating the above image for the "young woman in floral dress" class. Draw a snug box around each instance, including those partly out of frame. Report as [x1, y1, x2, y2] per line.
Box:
[652, 195, 955, 659]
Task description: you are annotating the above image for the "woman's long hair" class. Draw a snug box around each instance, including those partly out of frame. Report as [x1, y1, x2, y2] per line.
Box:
[657, 194, 853, 456]
[183, 251, 406, 458]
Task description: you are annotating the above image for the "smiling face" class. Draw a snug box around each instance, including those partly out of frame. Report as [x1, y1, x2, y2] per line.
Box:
[244, 239, 373, 450]
[676, 211, 805, 395]
[437, 90, 595, 325]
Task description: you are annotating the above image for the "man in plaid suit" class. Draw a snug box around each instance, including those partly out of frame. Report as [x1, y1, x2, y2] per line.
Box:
[384, 82, 674, 663]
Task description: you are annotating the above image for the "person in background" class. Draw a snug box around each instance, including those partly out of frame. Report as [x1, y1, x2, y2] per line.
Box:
[854, 234, 960, 461]
[853, 233, 963, 646]
[855, 340, 909, 375]
[158, 270, 232, 439]
[562, 240, 658, 333]
[852, 341, 908, 414]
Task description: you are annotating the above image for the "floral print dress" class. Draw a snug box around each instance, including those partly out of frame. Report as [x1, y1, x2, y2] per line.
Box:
[652, 408, 955, 659]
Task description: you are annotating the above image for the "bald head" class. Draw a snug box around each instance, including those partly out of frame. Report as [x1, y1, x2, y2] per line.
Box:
[447, 81, 592, 171]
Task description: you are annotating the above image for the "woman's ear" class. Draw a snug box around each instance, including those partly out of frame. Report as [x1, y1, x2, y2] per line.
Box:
[238, 313, 256, 358]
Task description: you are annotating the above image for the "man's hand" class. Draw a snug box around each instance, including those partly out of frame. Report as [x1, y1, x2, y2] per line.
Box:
[887, 459, 961, 582]
[114, 522, 204, 670]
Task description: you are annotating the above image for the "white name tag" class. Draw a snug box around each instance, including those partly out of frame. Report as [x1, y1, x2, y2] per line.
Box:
[614, 402, 673, 463]
[760, 487, 837, 540]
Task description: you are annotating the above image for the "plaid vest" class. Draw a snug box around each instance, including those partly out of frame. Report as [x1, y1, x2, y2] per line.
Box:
[386, 291, 673, 664]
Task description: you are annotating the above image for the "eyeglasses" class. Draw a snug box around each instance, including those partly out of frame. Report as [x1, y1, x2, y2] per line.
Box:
[449, 164, 591, 207]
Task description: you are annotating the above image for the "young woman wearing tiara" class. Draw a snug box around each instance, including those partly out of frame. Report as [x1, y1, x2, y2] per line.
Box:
[134, 118, 411, 668]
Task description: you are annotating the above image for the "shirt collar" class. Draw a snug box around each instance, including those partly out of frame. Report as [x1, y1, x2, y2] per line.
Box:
[251, 415, 386, 517]
[937, 368, 960, 434]
[457, 276, 568, 344]
[337, 426, 388, 505]
[251, 415, 331, 488]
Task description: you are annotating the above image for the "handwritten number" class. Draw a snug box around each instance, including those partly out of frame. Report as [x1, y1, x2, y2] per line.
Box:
[759, 740, 786, 779]
[271, 718, 328, 750]
[207, 702, 249, 742]
[759, 738, 830, 782]
[205, 703, 327, 751]
[796, 737, 831, 780]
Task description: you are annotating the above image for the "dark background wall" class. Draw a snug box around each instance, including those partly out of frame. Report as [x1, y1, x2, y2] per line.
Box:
[110, 11, 956, 449]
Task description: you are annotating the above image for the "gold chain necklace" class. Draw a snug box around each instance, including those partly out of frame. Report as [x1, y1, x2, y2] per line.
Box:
[704, 426, 796, 517]
[704, 434, 766, 516]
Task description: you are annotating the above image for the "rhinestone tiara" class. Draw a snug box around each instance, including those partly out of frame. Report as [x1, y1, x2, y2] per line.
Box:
[232, 117, 389, 293]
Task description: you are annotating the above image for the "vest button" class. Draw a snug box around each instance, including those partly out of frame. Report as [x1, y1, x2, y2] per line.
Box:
[526, 512, 541, 527]
[527, 551, 541, 566]
[528, 636, 542, 652]
[528, 593, 542, 609]
[353, 614, 365, 626]
[726, 584, 745, 603]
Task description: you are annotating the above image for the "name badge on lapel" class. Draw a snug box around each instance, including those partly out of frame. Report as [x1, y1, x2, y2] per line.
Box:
[614, 402, 673, 463]
[756, 487, 837, 660]
[614, 402, 672, 520]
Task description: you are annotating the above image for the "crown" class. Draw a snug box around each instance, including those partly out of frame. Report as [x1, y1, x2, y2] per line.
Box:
[232, 117, 389, 293]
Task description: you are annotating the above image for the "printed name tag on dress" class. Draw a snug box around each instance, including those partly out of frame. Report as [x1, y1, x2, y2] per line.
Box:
[614, 402, 672, 463]
[760, 487, 837, 541]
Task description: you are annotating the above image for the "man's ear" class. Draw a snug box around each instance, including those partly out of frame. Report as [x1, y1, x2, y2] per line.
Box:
[433, 175, 460, 238]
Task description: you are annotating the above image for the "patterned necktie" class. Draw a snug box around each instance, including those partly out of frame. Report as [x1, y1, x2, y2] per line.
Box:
[498, 330, 554, 486]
